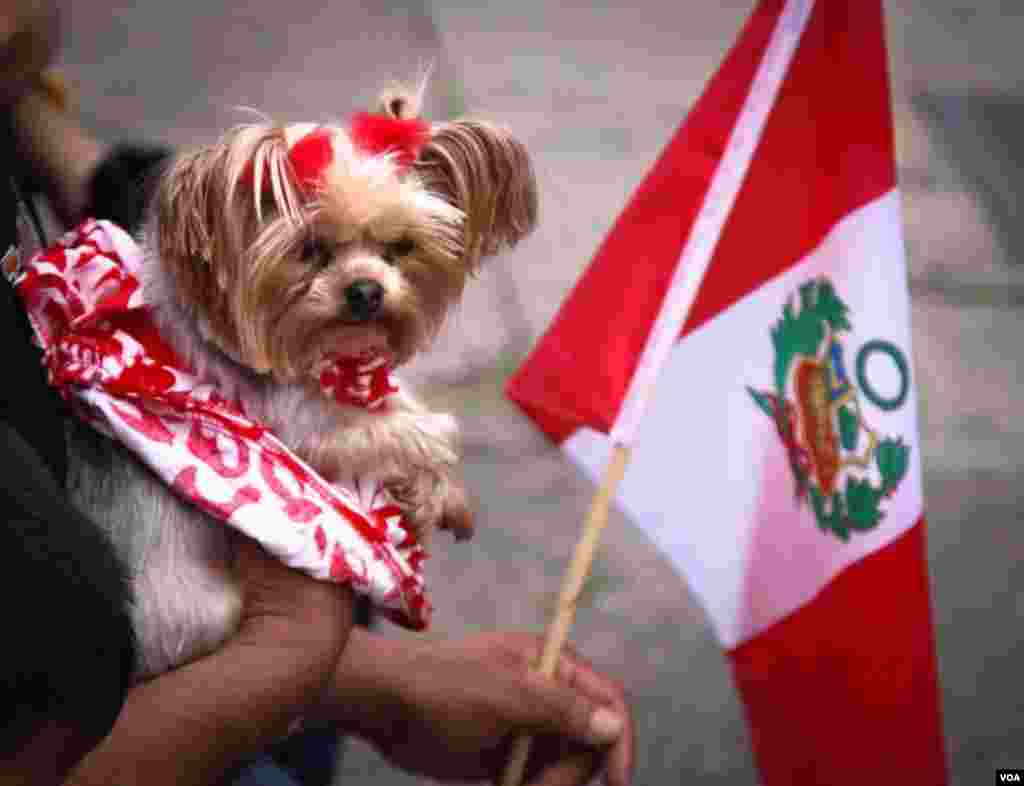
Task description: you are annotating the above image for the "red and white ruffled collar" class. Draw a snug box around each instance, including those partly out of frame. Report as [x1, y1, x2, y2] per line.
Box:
[9, 219, 430, 629]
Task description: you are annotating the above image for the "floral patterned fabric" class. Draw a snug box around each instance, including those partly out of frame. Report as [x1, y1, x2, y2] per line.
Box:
[8, 219, 430, 629]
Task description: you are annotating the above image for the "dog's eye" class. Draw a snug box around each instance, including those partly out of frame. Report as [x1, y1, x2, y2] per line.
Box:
[301, 237, 331, 268]
[382, 238, 415, 265]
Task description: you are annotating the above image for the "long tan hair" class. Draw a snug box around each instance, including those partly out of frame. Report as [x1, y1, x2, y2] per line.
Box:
[378, 83, 538, 270]
[152, 123, 305, 368]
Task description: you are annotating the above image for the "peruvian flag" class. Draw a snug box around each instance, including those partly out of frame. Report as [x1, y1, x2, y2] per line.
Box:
[506, 0, 947, 783]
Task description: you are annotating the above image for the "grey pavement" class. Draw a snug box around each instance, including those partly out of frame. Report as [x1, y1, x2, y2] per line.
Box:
[56, 2, 1024, 784]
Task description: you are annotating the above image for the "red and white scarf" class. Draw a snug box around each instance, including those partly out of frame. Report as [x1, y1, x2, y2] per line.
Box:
[9, 219, 430, 629]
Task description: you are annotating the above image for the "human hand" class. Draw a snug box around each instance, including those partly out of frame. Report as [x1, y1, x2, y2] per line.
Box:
[328, 630, 633, 786]
[233, 536, 354, 678]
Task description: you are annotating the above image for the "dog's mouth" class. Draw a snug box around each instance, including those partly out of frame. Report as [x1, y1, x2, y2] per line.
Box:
[337, 314, 383, 326]
[332, 300, 425, 367]
[306, 319, 392, 364]
[314, 348, 394, 376]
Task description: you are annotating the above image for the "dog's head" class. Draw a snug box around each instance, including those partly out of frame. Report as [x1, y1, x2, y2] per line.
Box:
[152, 84, 537, 380]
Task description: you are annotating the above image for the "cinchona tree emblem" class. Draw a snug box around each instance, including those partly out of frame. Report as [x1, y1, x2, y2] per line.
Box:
[747, 278, 911, 541]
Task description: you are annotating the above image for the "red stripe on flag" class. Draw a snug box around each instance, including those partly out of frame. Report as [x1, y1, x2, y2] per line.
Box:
[506, 0, 786, 443]
[507, 0, 897, 443]
[683, 0, 896, 338]
[728, 519, 947, 785]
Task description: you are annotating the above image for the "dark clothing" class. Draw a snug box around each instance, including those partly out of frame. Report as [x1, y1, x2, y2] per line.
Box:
[88, 142, 170, 240]
[0, 258, 70, 478]
[0, 115, 73, 482]
[0, 423, 137, 755]
[0, 116, 154, 754]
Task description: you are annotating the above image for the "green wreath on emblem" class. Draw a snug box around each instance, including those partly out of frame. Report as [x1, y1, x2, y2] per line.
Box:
[856, 339, 910, 411]
[747, 278, 911, 541]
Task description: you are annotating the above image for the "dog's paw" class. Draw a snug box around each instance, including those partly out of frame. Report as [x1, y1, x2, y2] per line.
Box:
[384, 468, 474, 542]
[437, 471, 474, 542]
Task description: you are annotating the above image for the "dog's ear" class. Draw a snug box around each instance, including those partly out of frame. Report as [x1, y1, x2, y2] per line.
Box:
[152, 125, 301, 363]
[413, 118, 538, 268]
[153, 147, 222, 305]
[154, 125, 300, 282]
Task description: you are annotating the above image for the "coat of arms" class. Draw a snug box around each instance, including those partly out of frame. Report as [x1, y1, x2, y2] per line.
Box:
[748, 278, 911, 541]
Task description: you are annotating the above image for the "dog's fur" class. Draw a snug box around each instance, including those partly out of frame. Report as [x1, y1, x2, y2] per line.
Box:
[67, 86, 537, 679]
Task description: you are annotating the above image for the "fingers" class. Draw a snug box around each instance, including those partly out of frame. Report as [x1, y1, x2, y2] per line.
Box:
[558, 652, 634, 786]
[525, 750, 599, 786]
[236, 536, 314, 614]
[473, 633, 631, 786]
[518, 667, 625, 749]
[500, 636, 632, 786]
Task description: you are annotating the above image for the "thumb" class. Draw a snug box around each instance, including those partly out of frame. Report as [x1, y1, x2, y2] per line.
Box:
[516, 669, 624, 748]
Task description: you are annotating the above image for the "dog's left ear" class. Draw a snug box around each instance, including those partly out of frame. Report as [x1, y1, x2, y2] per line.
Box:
[412, 117, 538, 268]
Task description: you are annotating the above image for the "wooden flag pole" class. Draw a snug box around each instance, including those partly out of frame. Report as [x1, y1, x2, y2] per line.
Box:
[499, 443, 632, 786]
[500, 4, 812, 782]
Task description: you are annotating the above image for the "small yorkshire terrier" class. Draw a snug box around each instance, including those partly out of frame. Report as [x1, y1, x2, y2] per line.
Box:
[67, 83, 537, 678]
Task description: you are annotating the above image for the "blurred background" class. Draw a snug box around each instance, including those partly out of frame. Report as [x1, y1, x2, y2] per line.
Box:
[55, 2, 1023, 783]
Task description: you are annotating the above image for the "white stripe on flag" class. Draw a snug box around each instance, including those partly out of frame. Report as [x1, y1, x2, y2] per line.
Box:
[609, 0, 815, 446]
[570, 191, 923, 647]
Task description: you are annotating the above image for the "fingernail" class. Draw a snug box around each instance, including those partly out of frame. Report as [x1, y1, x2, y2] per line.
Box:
[587, 707, 624, 745]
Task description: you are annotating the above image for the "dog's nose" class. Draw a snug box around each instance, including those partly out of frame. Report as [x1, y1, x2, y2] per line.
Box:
[344, 279, 384, 321]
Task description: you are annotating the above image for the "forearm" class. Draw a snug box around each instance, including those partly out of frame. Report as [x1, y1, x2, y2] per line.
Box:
[68, 588, 357, 786]
[314, 627, 414, 741]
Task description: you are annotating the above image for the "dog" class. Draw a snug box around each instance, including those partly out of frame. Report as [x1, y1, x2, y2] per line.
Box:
[66, 84, 537, 679]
